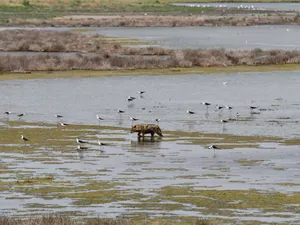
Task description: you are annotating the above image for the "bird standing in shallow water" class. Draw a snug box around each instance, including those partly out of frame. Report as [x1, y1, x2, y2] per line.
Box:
[96, 114, 104, 125]
[17, 113, 26, 119]
[202, 102, 211, 109]
[127, 96, 136, 102]
[60, 122, 68, 129]
[54, 114, 63, 119]
[21, 135, 29, 146]
[76, 138, 88, 144]
[209, 145, 219, 156]
[187, 110, 195, 115]
[77, 145, 88, 150]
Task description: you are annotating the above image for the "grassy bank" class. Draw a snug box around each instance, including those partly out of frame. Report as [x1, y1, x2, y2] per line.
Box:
[0, 215, 213, 225]
[1, 30, 300, 74]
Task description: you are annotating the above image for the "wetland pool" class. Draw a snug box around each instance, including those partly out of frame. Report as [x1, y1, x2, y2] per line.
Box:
[2, 70, 300, 138]
[1, 25, 300, 50]
[1, 71, 300, 223]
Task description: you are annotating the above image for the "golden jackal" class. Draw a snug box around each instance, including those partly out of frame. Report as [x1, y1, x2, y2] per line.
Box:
[131, 124, 163, 138]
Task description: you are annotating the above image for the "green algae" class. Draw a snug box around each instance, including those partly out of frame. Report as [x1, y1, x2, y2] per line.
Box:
[155, 186, 300, 215]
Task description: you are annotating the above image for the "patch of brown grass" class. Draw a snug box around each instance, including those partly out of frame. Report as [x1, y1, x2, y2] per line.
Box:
[0, 215, 212, 225]
[1, 48, 300, 72]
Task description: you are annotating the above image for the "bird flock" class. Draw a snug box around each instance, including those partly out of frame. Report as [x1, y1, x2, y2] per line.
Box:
[5, 88, 261, 156]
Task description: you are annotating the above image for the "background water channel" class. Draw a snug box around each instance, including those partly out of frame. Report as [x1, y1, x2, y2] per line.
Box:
[1, 25, 300, 50]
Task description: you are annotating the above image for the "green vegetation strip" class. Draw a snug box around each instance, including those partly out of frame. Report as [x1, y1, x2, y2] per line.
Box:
[1, 64, 300, 81]
[153, 186, 300, 215]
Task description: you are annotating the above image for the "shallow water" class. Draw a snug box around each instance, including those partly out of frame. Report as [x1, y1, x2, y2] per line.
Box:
[1, 71, 300, 138]
[1, 71, 300, 222]
[1, 25, 300, 50]
[172, 2, 300, 12]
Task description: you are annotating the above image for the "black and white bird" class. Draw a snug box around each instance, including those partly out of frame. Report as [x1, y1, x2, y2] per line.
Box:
[17, 113, 26, 118]
[155, 118, 161, 124]
[127, 96, 136, 102]
[77, 145, 88, 150]
[249, 106, 257, 110]
[130, 117, 138, 122]
[226, 106, 233, 110]
[187, 110, 195, 115]
[138, 91, 145, 95]
[98, 140, 108, 146]
[96, 114, 104, 121]
[5, 111, 11, 115]
[209, 145, 219, 156]
[209, 145, 219, 150]
[216, 105, 224, 110]
[54, 114, 63, 118]
[220, 119, 228, 123]
[202, 102, 211, 108]
[21, 135, 29, 145]
[118, 110, 125, 114]
[76, 138, 88, 144]
[60, 122, 68, 127]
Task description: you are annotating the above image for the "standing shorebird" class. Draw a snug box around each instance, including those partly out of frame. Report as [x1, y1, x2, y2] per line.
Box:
[226, 106, 233, 110]
[220, 119, 228, 123]
[21, 135, 29, 146]
[54, 114, 63, 123]
[249, 106, 257, 112]
[98, 140, 107, 152]
[118, 109, 125, 114]
[98, 140, 108, 146]
[96, 114, 104, 125]
[54, 114, 63, 119]
[5, 111, 11, 116]
[187, 110, 195, 115]
[202, 102, 211, 109]
[216, 105, 224, 111]
[130, 117, 138, 124]
[155, 118, 161, 124]
[127, 96, 136, 102]
[209, 145, 219, 156]
[77, 145, 88, 150]
[76, 138, 88, 144]
[118, 110, 125, 117]
[138, 91, 145, 95]
[17, 113, 26, 119]
[60, 122, 68, 128]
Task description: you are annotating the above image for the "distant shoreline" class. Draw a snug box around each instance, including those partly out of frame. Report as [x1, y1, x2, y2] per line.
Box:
[2, 13, 300, 27]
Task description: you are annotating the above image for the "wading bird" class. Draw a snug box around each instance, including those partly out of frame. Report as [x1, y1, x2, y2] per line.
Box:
[209, 145, 219, 156]
[76, 138, 88, 144]
[21, 135, 29, 146]
[202, 102, 211, 109]
[77, 145, 88, 150]
[54, 114, 63, 119]
[127, 96, 136, 102]
[17, 113, 26, 119]
[187, 110, 195, 115]
[60, 122, 68, 128]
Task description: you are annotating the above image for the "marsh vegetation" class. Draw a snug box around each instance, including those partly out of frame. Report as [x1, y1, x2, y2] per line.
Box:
[1, 30, 300, 72]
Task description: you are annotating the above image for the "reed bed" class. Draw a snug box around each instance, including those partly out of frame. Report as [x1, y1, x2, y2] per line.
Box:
[1, 30, 300, 72]
[0, 215, 212, 225]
